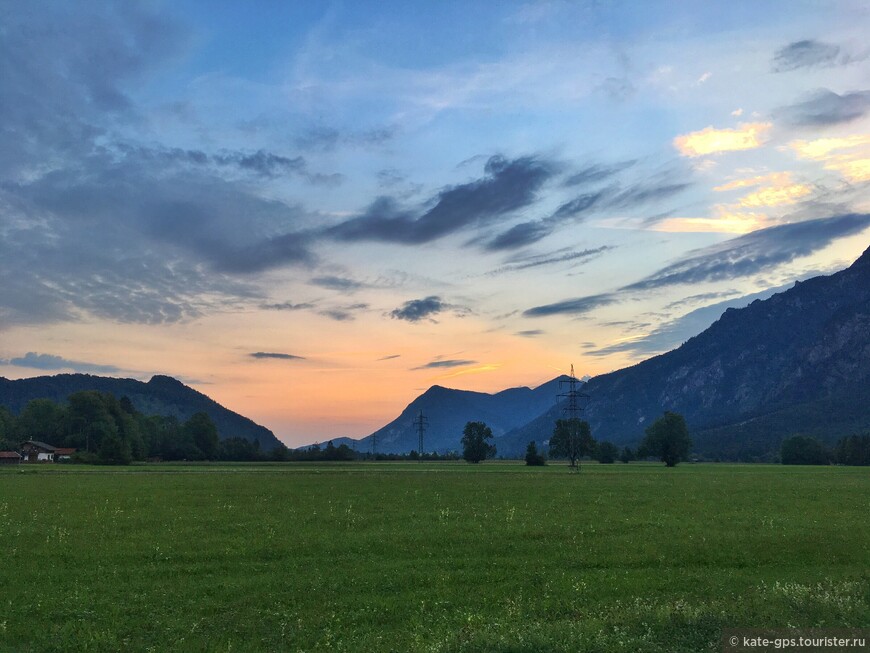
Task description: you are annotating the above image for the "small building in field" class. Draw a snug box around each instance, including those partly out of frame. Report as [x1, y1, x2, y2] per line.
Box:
[20, 440, 57, 462]
[0, 451, 21, 465]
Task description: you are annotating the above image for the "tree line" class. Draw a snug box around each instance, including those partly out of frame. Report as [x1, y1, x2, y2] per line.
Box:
[0, 392, 282, 464]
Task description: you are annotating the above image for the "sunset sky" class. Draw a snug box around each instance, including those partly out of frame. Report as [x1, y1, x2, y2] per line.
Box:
[2, 1, 870, 446]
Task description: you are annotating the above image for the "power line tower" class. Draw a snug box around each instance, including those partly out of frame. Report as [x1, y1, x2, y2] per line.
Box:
[413, 410, 428, 460]
[558, 364, 591, 470]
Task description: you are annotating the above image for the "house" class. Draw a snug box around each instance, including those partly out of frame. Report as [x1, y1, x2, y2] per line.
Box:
[0, 451, 21, 465]
[19, 441, 77, 462]
[20, 440, 58, 462]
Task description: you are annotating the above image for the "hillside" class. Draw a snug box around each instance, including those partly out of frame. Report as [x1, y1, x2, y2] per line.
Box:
[0, 374, 282, 450]
[502, 245, 870, 459]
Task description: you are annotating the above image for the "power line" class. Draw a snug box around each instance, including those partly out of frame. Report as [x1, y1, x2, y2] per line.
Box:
[413, 409, 428, 460]
[558, 364, 590, 469]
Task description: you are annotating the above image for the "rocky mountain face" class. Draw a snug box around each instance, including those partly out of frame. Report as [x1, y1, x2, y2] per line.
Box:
[0, 373, 283, 449]
[503, 245, 870, 459]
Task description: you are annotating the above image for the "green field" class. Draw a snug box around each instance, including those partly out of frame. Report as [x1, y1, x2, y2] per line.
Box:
[1, 462, 867, 652]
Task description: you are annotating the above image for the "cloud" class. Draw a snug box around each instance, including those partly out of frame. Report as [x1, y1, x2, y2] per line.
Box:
[587, 285, 793, 357]
[0, 2, 319, 327]
[623, 214, 870, 291]
[309, 276, 367, 293]
[411, 359, 477, 370]
[328, 155, 557, 244]
[714, 172, 811, 208]
[780, 89, 870, 127]
[515, 329, 544, 337]
[562, 162, 635, 187]
[390, 296, 448, 322]
[490, 246, 613, 274]
[319, 303, 369, 322]
[294, 125, 396, 152]
[789, 135, 870, 183]
[259, 301, 315, 311]
[249, 352, 305, 360]
[377, 354, 401, 361]
[2, 352, 121, 374]
[673, 122, 771, 157]
[486, 173, 688, 251]
[523, 293, 618, 318]
[772, 39, 841, 72]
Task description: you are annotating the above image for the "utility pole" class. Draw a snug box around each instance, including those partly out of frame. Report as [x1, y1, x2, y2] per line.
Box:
[558, 364, 590, 469]
[413, 410, 428, 460]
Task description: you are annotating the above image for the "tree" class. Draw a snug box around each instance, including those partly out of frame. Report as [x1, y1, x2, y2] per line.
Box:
[619, 446, 635, 464]
[461, 421, 496, 463]
[524, 441, 546, 466]
[18, 399, 65, 446]
[640, 412, 692, 467]
[834, 434, 870, 466]
[781, 435, 829, 465]
[184, 412, 219, 460]
[596, 441, 619, 464]
[549, 418, 595, 468]
[98, 431, 132, 465]
[0, 406, 17, 450]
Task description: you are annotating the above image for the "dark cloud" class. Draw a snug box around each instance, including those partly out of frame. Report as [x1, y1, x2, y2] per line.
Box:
[1, 352, 122, 374]
[309, 276, 367, 293]
[490, 246, 613, 275]
[259, 301, 315, 311]
[411, 359, 477, 370]
[390, 296, 448, 323]
[623, 214, 870, 291]
[772, 39, 841, 72]
[319, 303, 369, 322]
[515, 330, 544, 337]
[781, 89, 870, 127]
[377, 354, 401, 361]
[328, 155, 557, 244]
[249, 352, 305, 360]
[523, 293, 618, 317]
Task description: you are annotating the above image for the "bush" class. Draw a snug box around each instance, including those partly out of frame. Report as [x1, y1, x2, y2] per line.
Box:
[781, 435, 830, 465]
[524, 441, 546, 466]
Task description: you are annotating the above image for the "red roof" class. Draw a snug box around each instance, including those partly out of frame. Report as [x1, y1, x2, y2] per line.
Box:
[55, 448, 76, 456]
[0, 451, 21, 459]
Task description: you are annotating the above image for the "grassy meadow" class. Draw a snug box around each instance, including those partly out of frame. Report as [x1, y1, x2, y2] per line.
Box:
[0, 462, 868, 652]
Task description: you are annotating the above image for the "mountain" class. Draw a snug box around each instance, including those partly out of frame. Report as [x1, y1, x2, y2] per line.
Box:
[343, 376, 568, 454]
[0, 374, 283, 450]
[502, 245, 870, 460]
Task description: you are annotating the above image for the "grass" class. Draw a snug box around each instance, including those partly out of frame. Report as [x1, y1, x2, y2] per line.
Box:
[0, 462, 867, 652]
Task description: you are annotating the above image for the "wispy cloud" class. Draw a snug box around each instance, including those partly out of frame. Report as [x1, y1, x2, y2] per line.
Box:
[623, 214, 870, 291]
[490, 246, 613, 275]
[411, 359, 477, 370]
[1, 352, 121, 374]
[523, 293, 618, 317]
[249, 352, 305, 360]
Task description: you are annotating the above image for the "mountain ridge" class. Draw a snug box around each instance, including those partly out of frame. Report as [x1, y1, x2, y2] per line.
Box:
[0, 373, 283, 450]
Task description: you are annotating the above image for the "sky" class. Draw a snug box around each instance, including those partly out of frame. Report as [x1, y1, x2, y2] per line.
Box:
[2, 1, 870, 446]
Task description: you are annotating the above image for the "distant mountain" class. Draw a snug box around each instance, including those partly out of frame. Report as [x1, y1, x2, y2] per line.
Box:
[502, 244, 870, 459]
[341, 376, 568, 454]
[0, 374, 282, 450]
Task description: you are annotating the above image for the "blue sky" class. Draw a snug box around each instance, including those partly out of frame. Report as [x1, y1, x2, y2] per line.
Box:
[2, 0, 870, 444]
